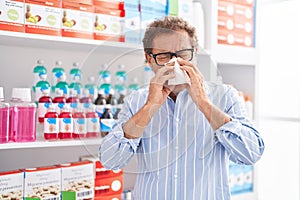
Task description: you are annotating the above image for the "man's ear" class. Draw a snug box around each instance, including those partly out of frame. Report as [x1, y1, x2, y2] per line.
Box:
[145, 53, 152, 64]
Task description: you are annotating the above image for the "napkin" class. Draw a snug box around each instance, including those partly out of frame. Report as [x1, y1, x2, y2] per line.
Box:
[166, 58, 191, 86]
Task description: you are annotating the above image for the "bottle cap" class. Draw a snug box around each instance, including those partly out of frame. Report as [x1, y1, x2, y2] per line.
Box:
[55, 60, 62, 66]
[88, 76, 95, 83]
[37, 59, 44, 65]
[0, 87, 4, 99]
[73, 62, 79, 68]
[12, 88, 32, 102]
[118, 64, 125, 69]
[98, 89, 105, 95]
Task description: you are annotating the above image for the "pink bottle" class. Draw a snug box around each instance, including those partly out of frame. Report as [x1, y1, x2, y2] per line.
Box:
[44, 104, 59, 140]
[9, 88, 36, 142]
[86, 105, 100, 138]
[72, 105, 87, 139]
[53, 90, 66, 114]
[59, 105, 73, 139]
[38, 91, 52, 123]
[0, 87, 10, 144]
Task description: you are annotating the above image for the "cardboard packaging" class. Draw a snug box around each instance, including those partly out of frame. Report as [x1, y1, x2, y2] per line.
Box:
[0, 170, 24, 200]
[25, 0, 61, 36]
[0, 0, 25, 32]
[61, 0, 93, 39]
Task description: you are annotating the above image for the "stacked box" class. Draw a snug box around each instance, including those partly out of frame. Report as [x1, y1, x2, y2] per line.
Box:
[23, 166, 61, 200]
[0, 0, 25, 32]
[217, 0, 255, 47]
[0, 170, 23, 200]
[24, 0, 61, 36]
[80, 155, 124, 199]
[61, 0, 94, 39]
[93, 0, 125, 42]
[58, 161, 94, 200]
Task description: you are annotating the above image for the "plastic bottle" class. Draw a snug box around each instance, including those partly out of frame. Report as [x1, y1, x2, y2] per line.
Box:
[100, 104, 115, 137]
[84, 76, 98, 102]
[59, 104, 73, 139]
[69, 82, 83, 99]
[106, 89, 118, 117]
[244, 95, 253, 120]
[52, 90, 67, 114]
[0, 87, 10, 144]
[9, 88, 36, 142]
[55, 79, 69, 98]
[114, 90, 126, 119]
[35, 80, 51, 104]
[115, 64, 127, 85]
[66, 89, 80, 115]
[33, 59, 47, 92]
[192, 0, 205, 49]
[128, 78, 139, 94]
[143, 60, 154, 86]
[72, 105, 87, 139]
[69, 62, 82, 83]
[44, 104, 59, 140]
[37, 90, 52, 123]
[86, 104, 100, 138]
[94, 89, 107, 118]
[99, 83, 112, 97]
[51, 61, 65, 94]
[98, 64, 111, 84]
[80, 89, 92, 112]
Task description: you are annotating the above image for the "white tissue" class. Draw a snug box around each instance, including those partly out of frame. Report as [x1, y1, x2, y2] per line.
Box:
[166, 58, 191, 86]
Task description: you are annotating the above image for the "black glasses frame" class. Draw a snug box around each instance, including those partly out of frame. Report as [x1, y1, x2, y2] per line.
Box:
[149, 48, 194, 66]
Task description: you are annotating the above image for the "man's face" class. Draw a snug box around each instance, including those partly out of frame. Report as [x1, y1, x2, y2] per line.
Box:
[146, 30, 194, 73]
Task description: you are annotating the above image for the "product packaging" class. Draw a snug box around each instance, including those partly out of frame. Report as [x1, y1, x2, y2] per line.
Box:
[0, 0, 25, 32]
[0, 170, 24, 199]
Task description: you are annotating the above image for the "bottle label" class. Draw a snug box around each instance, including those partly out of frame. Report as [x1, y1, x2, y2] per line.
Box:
[74, 118, 87, 134]
[59, 118, 73, 133]
[38, 102, 51, 118]
[55, 102, 66, 113]
[44, 118, 59, 133]
[111, 105, 118, 116]
[87, 117, 100, 133]
[95, 105, 105, 117]
[100, 119, 115, 132]
[69, 102, 78, 112]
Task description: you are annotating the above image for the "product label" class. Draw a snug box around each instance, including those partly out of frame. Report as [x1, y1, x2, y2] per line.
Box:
[61, 164, 94, 200]
[38, 102, 51, 118]
[54, 102, 66, 114]
[59, 118, 73, 133]
[95, 105, 105, 118]
[100, 118, 115, 132]
[0, 172, 23, 200]
[44, 118, 59, 133]
[62, 9, 93, 33]
[0, 0, 24, 24]
[35, 87, 51, 102]
[73, 118, 87, 134]
[94, 13, 125, 36]
[24, 168, 61, 200]
[69, 102, 79, 114]
[87, 117, 100, 133]
[25, 2, 61, 33]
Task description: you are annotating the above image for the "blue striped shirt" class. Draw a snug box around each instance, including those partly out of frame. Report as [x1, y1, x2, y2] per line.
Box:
[99, 81, 264, 200]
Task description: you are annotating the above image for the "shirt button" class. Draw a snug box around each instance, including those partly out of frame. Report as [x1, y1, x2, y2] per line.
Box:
[175, 118, 179, 122]
[175, 146, 179, 150]
[174, 174, 178, 179]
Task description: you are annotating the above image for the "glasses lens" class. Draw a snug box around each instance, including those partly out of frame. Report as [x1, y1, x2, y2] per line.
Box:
[177, 49, 193, 60]
[155, 53, 171, 66]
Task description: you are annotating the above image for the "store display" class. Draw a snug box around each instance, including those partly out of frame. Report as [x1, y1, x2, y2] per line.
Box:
[69, 62, 82, 83]
[67, 89, 80, 115]
[84, 76, 98, 102]
[34, 80, 51, 103]
[72, 105, 87, 139]
[86, 104, 100, 138]
[32, 59, 47, 92]
[0, 0, 25, 32]
[58, 104, 73, 139]
[37, 89, 52, 123]
[53, 90, 67, 114]
[100, 104, 114, 137]
[94, 89, 107, 118]
[51, 61, 65, 94]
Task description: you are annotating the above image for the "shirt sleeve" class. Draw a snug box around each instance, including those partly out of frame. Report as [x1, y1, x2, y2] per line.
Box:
[98, 94, 141, 170]
[215, 86, 265, 165]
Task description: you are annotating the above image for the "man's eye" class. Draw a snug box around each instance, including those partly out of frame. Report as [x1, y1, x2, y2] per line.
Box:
[157, 54, 169, 59]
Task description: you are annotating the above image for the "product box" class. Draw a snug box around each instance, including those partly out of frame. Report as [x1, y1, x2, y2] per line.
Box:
[219, 0, 254, 7]
[25, 0, 61, 36]
[93, 0, 125, 10]
[125, 9, 141, 44]
[61, 0, 93, 39]
[124, 0, 139, 11]
[59, 161, 94, 200]
[80, 155, 123, 179]
[0, 0, 25, 32]
[94, 193, 122, 200]
[94, 173, 123, 196]
[93, 7, 125, 42]
[0, 170, 23, 200]
[23, 166, 61, 200]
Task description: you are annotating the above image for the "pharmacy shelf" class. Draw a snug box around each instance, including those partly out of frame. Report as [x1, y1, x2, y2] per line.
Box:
[0, 30, 144, 54]
[0, 138, 103, 150]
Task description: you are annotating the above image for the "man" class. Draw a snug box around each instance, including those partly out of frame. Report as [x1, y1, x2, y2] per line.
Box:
[99, 16, 264, 200]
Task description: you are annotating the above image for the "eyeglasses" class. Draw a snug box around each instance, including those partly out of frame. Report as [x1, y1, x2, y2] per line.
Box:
[149, 48, 194, 66]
